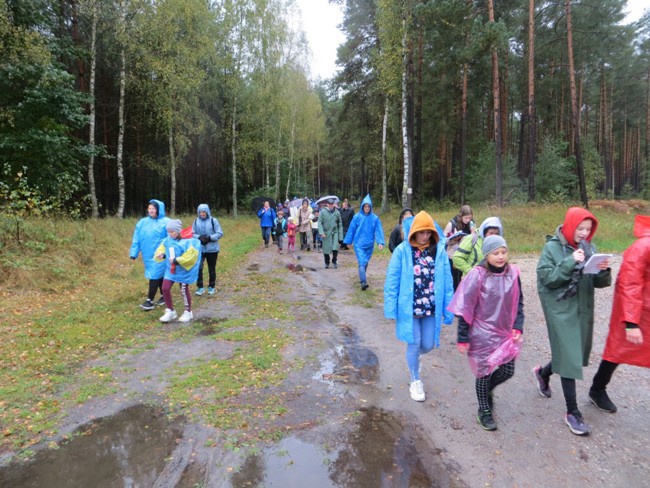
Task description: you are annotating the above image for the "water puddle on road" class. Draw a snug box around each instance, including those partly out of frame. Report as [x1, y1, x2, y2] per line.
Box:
[316, 324, 379, 385]
[286, 263, 317, 272]
[231, 407, 441, 487]
[0, 405, 183, 488]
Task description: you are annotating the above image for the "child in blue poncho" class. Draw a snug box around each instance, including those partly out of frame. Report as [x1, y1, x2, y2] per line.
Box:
[154, 219, 202, 323]
[343, 194, 385, 290]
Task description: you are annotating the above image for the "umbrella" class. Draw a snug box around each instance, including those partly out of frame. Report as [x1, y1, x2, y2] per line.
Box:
[315, 195, 340, 206]
[251, 196, 276, 213]
[288, 198, 304, 208]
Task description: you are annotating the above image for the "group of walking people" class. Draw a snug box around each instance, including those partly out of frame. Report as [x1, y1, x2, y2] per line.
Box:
[385, 205, 649, 435]
[129, 199, 223, 323]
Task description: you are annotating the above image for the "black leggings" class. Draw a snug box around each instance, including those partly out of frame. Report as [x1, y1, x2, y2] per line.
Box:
[476, 359, 515, 411]
[591, 359, 619, 391]
[147, 278, 163, 301]
[197, 252, 219, 288]
[539, 361, 581, 414]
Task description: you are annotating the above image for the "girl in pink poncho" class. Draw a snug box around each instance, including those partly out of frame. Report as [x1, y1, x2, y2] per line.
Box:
[448, 235, 524, 431]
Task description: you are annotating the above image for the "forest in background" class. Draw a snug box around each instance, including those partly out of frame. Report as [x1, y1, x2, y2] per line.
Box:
[1, 0, 649, 218]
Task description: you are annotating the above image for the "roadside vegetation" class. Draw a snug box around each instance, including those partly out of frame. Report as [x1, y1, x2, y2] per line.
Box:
[0, 202, 645, 455]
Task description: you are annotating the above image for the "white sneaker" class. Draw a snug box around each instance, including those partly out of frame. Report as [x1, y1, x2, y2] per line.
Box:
[409, 380, 426, 402]
[178, 310, 193, 323]
[159, 308, 178, 323]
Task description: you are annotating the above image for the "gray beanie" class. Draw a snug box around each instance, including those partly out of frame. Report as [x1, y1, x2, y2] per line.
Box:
[166, 219, 183, 234]
[482, 235, 507, 257]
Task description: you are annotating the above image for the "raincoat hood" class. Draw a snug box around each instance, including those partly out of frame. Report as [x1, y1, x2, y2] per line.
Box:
[633, 214, 650, 238]
[478, 216, 503, 238]
[196, 203, 212, 218]
[150, 199, 166, 219]
[361, 194, 373, 213]
[408, 211, 439, 246]
[561, 207, 598, 248]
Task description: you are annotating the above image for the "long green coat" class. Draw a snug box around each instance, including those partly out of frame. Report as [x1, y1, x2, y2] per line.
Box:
[318, 208, 342, 254]
[537, 226, 611, 379]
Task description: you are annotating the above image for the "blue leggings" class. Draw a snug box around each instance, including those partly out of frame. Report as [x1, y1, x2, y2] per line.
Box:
[406, 315, 436, 381]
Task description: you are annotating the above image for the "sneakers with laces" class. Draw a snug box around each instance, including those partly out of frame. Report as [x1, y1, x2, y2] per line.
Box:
[178, 310, 193, 323]
[208, 287, 215, 295]
[159, 308, 178, 323]
[477, 409, 497, 431]
[195, 287, 205, 296]
[140, 299, 154, 311]
[154, 297, 166, 307]
[409, 380, 425, 402]
[565, 411, 590, 436]
[531, 365, 552, 398]
[589, 389, 617, 413]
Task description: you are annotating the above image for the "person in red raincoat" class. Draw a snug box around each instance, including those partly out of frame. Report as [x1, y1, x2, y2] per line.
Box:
[589, 214, 650, 414]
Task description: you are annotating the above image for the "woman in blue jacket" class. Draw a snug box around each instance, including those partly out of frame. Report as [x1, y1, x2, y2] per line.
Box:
[192, 204, 224, 296]
[129, 199, 169, 310]
[343, 194, 385, 290]
[384, 211, 454, 402]
[257, 201, 276, 248]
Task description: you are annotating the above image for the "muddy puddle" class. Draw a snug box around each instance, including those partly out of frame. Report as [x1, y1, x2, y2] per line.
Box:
[0, 405, 183, 488]
[286, 263, 317, 272]
[231, 407, 446, 488]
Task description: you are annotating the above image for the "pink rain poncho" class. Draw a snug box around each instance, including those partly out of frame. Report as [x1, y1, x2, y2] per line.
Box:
[448, 265, 522, 377]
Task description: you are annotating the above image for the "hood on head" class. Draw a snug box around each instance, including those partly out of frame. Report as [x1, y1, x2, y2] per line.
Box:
[561, 207, 597, 247]
[478, 216, 503, 238]
[408, 211, 439, 246]
[197, 203, 211, 218]
[634, 214, 650, 238]
[149, 199, 166, 219]
[361, 194, 373, 212]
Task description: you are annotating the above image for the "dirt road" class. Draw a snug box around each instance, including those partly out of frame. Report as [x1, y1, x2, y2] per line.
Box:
[2, 244, 649, 488]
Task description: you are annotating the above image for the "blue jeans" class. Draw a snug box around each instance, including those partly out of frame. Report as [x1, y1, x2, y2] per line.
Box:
[358, 263, 369, 284]
[406, 315, 436, 381]
[261, 226, 271, 244]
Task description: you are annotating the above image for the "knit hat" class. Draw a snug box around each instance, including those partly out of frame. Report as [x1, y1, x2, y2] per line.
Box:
[166, 219, 182, 234]
[482, 235, 507, 257]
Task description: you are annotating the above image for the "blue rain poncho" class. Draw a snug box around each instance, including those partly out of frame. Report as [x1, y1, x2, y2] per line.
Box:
[192, 204, 224, 253]
[154, 237, 202, 284]
[129, 199, 169, 280]
[343, 194, 385, 266]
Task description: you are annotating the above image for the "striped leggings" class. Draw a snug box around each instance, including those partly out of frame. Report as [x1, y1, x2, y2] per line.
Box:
[476, 359, 516, 411]
[162, 279, 191, 312]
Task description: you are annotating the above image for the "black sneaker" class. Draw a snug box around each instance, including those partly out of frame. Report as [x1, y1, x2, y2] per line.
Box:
[565, 411, 590, 436]
[154, 297, 166, 307]
[361, 282, 369, 291]
[589, 389, 617, 413]
[477, 409, 497, 431]
[140, 299, 154, 311]
[531, 366, 552, 398]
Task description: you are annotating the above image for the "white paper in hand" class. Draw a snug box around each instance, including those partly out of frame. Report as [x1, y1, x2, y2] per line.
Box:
[582, 253, 612, 274]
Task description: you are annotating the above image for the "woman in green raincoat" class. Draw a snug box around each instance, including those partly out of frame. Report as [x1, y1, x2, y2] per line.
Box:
[318, 198, 343, 269]
[533, 207, 611, 436]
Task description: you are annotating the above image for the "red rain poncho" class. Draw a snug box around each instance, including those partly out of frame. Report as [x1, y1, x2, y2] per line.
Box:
[448, 264, 522, 377]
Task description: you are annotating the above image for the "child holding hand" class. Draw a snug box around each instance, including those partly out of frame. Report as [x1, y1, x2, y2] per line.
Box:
[449, 235, 524, 431]
[286, 218, 298, 253]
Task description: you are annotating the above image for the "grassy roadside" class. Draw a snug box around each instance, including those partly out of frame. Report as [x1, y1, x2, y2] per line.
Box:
[0, 202, 646, 454]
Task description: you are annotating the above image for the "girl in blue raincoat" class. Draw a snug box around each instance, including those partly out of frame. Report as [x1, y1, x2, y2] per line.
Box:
[129, 199, 169, 311]
[343, 194, 385, 290]
[384, 211, 454, 402]
[154, 220, 202, 323]
[192, 204, 224, 296]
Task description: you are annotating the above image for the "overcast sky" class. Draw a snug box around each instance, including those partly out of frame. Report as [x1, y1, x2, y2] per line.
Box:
[295, 0, 648, 81]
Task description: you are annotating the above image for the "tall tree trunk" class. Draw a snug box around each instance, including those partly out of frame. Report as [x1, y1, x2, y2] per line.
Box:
[401, 5, 413, 209]
[231, 97, 238, 218]
[460, 64, 468, 204]
[88, 2, 99, 218]
[565, 0, 588, 208]
[381, 98, 389, 213]
[527, 0, 536, 201]
[274, 121, 282, 201]
[285, 114, 295, 202]
[169, 127, 176, 215]
[488, 0, 503, 206]
[115, 1, 127, 218]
